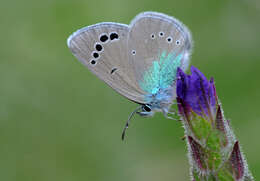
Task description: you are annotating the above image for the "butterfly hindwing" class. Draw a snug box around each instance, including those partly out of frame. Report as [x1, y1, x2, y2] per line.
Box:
[127, 12, 192, 95]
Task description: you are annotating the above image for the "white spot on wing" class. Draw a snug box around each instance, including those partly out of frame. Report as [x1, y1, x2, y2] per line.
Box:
[166, 36, 173, 43]
[159, 32, 164, 37]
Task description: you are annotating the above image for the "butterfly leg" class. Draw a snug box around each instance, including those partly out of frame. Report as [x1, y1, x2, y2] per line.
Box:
[136, 111, 154, 117]
[162, 108, 178, 120]
[168, 110, 177, 115]
[163, 112, 176, 120]
[168, 102, 178, 115]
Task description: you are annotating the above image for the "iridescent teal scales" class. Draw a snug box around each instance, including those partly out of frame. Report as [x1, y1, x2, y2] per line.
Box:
[139, 51, 183, 95]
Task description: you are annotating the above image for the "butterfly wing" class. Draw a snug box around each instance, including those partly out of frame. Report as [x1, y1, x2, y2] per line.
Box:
[67, 23, 146, 103]
[127, 12, 192, 94]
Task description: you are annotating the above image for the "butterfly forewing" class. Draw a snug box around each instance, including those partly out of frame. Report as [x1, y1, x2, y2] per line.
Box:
[68, 23, 146, 103]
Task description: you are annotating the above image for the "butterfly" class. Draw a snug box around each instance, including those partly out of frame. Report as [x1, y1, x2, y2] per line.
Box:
[67, 12, 192, 140]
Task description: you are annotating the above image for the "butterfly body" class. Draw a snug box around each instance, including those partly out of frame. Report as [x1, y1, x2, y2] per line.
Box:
[67, 12, 192, 139]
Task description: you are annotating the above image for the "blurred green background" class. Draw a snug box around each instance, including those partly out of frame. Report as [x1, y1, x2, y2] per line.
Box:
[1, 0, 259, 180]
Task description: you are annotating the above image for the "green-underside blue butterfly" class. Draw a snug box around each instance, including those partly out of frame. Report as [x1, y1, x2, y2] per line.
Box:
[67, 12, 192, 140]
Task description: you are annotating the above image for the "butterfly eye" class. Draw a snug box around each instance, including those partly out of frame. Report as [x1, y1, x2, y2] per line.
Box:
[95, 43, 103, 51]
[90, 60, 96, 65]
[100, 34, 109, 43]
[110, 32, 119, 40]
[159, 32, 164, 37]
[167, 36, 173, 43]
[143, 105, 151, 112]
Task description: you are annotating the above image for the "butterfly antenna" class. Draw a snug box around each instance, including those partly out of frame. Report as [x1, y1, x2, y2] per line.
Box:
[121, 106, 142, 141]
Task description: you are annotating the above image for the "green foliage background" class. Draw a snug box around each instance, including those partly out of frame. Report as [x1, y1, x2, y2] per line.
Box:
[1, 0, 259, 180]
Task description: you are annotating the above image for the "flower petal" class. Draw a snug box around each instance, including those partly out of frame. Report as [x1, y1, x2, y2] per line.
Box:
[176, 66, 217, 118]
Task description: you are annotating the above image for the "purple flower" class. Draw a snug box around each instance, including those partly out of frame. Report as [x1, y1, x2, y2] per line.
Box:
[176, 67, 253, 180]
[177, 66, 216, 119]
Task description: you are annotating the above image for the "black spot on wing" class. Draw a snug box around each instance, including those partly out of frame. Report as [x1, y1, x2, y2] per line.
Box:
[110, 68, 117, 74]
[100, 34, 109, 42]
[90, 60, 96, 65]
[93, 52, 99, 58]
[110, 32, 119, 40]
[95, 44, 103, 51]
